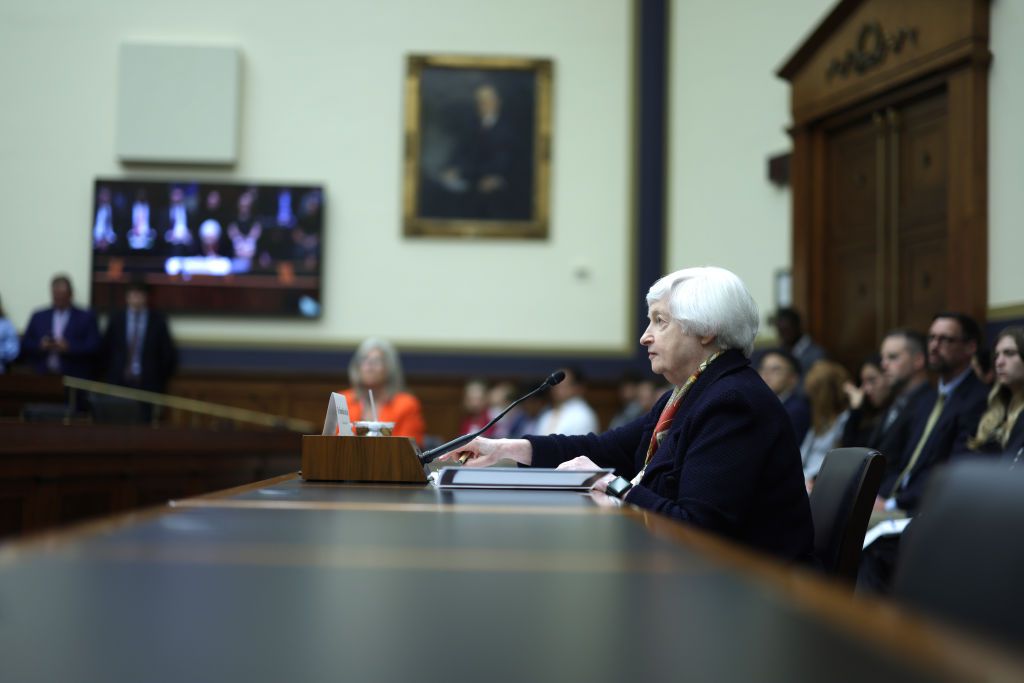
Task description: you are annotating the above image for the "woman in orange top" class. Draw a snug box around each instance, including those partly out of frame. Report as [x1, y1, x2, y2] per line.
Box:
[341, 337, 425, 445]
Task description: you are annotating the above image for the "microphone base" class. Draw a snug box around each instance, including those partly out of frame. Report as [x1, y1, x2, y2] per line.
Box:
[301, 435, 428, 484]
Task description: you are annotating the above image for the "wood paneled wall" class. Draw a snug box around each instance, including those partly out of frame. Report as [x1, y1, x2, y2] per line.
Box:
[165, 372, 627, 441]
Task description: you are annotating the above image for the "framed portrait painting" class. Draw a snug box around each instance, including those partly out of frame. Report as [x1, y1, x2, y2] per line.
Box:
[403, 54, 553, 238]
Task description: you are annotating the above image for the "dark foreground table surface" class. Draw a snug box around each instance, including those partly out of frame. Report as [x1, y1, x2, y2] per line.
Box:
[0, 473, 1020, 682]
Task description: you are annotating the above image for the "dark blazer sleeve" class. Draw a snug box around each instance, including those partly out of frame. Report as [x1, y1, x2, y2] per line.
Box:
[525, 392, 667, 477]
[65, 309, 101, 360]
[625, 387, 776, 532]
[19, 311, 49, 361]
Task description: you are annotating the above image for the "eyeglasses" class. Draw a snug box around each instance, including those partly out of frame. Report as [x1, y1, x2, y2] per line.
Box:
[927, 334, 965, 345]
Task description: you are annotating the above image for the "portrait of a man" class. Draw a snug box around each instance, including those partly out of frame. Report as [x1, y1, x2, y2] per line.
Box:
[404, 55, 552, 238]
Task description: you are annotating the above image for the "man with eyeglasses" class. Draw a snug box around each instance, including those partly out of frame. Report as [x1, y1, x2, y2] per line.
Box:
[880, 313, 989, 514]
[858, 314, 990, 594]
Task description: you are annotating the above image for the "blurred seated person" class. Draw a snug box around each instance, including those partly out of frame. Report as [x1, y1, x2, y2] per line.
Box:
[486, 380, 517, 438]
[534, 366, 598, 435]
[442, 267, 815, 563]
[458, 378, 490, 435]
[800, 360, 851, 486]
[102, 282, 178, 394]
[20, 274, 100, 379]
[504, 378, 548, 438]
[770, 307, 826, 377]
[963, 326, 1024, 459]
[0, 293, 20, 373]
[759, 349, 811, 444]
[340, 338, 425, 446]
[840, 354, 891, 448]
[609, 370, 643, 429]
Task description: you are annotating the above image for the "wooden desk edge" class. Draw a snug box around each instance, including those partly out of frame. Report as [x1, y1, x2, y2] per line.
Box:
[628, 507, 1024, 683]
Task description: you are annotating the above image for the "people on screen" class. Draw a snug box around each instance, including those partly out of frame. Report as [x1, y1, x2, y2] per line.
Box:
[441, 266, 816, 563]
[340, 338, 425, 446]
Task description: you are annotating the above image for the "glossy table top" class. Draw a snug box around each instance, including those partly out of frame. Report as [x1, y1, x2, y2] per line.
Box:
[0, 473, 1016, 682]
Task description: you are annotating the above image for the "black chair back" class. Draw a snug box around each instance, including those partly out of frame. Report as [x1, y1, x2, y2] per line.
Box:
[809, 447, 885, 583]
[892, 460, 1024, 648]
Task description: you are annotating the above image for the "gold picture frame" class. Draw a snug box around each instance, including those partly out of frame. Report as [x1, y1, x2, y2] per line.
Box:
[403, 54, 553, 239]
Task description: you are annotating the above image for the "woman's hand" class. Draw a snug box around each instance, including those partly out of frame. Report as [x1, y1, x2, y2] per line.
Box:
[556, 455, 615, 492]
[842, 381, 865, 410]
[439, 437, 532, 468]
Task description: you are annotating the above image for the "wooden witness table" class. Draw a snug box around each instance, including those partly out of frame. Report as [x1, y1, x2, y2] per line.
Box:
[0, 473, 1020, 682]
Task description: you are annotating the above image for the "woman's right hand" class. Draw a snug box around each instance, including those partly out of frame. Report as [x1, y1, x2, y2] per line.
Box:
[438, 437, 532, 468]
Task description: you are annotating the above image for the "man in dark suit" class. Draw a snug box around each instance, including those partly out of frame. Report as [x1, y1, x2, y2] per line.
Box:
[880, 313, 989, 514]
[859, 315, 990, 594]
[20, 274, 100, 378]
[869, 329, 936, 502]
[759, 348, 811, 444]
[102, 282, 177, 394]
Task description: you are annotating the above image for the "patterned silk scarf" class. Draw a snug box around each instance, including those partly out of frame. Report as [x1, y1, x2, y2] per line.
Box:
[632, 351, 723, 486]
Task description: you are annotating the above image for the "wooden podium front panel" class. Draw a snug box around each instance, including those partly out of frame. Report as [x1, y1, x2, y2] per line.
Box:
[301, 435, 427, 483]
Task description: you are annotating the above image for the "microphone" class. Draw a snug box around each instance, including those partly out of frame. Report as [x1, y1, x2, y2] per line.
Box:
[419, 370, 565, 464]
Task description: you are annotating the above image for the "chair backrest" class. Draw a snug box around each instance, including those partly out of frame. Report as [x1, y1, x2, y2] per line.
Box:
[892, 460, 1024, 648]
[808, 447, 886, 583]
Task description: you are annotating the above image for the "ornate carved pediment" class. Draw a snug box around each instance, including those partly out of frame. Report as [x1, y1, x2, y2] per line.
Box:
[825, 21, 918, 80]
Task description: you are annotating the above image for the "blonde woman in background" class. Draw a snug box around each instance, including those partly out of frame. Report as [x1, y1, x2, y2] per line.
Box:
[801, 360, 851, 487]
[965, 326, 1024, 463]
[340, 338, 425, 445]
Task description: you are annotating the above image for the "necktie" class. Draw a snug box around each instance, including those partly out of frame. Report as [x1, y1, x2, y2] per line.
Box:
[124, 313, 141, 382]
[889, 392, 946, 496]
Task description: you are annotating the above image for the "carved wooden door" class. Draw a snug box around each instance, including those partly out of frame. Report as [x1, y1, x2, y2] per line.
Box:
[821, 88, 949, 371]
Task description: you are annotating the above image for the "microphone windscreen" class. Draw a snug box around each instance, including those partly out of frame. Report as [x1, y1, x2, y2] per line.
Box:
[547, 370, 566, 386]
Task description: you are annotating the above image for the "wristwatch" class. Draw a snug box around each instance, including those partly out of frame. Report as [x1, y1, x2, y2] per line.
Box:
[605, 476, 634, 500]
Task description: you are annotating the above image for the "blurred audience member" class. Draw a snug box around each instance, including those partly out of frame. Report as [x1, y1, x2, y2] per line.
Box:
[877, 313, 988, 514]
[487, 381, 517, 437]
[840, 354, 890, 447]
[771, 307, 826, 376]
[800, 360, 851, 485]
[20, 274, 100, 378]
[0, 294, 19, 373]
[759, 349, 811, 444]
[964, 327, 1024, 459]
[102, 282, 178, 394]
[864, 330, 935, 474]
[535, 366, 597, 435]
[341, 338, 425, 445]
[609, 370, 644, 429]
[459, 378, 490, 435]
[504, 379, 548, 438]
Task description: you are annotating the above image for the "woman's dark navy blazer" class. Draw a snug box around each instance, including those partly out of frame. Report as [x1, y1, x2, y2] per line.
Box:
[526, 349, 816, 564]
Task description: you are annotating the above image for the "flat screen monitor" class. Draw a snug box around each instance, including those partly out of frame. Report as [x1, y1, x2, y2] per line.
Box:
[90, 178, 324, 317]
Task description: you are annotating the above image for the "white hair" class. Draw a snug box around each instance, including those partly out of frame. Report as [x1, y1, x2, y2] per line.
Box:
[348, 337, 406, 395]
[646, 266, 760, 357]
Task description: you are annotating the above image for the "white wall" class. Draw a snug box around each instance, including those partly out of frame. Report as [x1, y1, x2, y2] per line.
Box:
[0, 0, 632, 353]
[669, 0, 834, 340]
[670, 0, 1024, 336]
[988, 0, 1024, 310]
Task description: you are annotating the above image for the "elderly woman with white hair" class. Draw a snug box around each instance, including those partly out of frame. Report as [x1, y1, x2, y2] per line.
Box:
[341, 338, 426, 445]
[443, 267, 815, 563]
